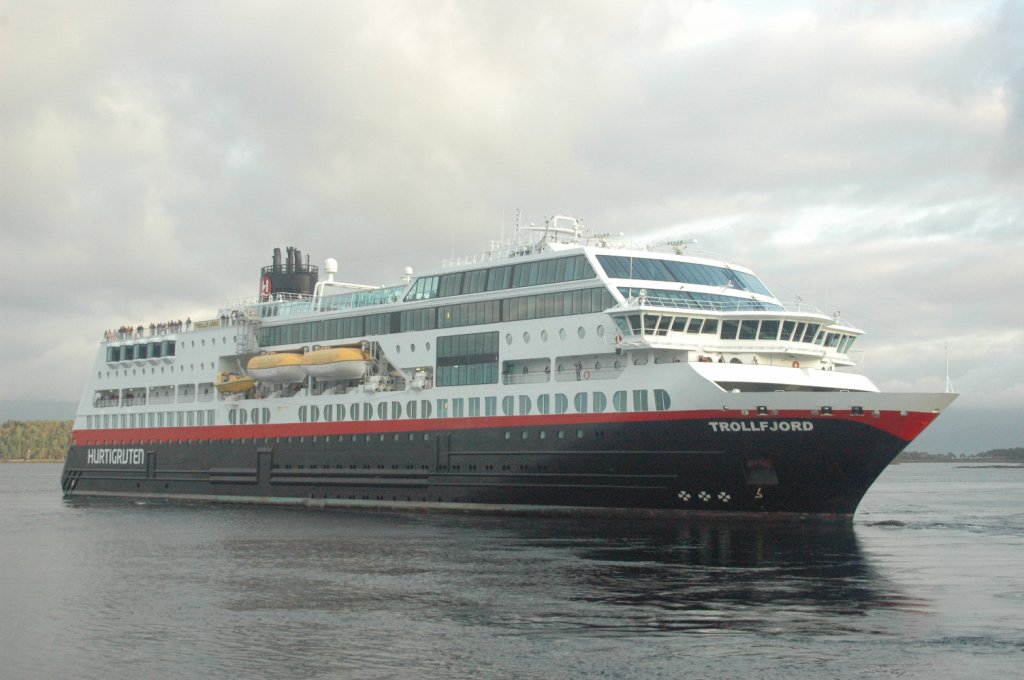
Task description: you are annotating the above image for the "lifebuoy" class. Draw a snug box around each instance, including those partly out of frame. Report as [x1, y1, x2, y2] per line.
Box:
[792, 360, 800, 368]
[583, 369, 591, 380]
[615, 334, 622, 343]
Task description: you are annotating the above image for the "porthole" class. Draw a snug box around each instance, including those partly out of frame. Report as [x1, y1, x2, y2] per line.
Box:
[578, 326, 586, 339]
[396, 345, 401, 354]
[559, 328, 567, 340]
[426, 342, 431, 351]
[597, 325, 605, 338]
[541, 330, 549, 342]
[411, 343, 416, 352]
[523, 331, 530, 343]
[506, 333, 513, 345]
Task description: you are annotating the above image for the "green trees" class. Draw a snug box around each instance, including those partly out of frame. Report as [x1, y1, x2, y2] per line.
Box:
[0, 420, 72, 461]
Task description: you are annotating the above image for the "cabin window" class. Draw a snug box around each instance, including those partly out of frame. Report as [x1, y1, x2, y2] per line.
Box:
[654, 389, 671, 411]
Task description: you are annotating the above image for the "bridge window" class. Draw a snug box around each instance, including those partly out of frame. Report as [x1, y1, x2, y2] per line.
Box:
[759, 320, 779, 340]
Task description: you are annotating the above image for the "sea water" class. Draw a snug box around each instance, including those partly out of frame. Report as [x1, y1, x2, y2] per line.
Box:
[1, 463, 1021, 679]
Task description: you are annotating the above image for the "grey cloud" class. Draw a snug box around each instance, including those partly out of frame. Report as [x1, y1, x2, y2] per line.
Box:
[1, 1, 1022, 413]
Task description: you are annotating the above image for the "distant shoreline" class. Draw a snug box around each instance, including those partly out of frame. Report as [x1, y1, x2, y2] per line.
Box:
[1, 459, 64, 464]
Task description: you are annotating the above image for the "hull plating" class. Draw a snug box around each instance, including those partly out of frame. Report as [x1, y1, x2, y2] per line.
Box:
[61, 414, 916, 518]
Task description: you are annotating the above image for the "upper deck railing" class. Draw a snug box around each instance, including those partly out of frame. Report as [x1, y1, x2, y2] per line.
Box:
[616, 292, 829, 316]
[242, 285, 408, 320]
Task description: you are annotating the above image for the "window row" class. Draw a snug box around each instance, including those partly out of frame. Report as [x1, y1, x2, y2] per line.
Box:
[437, 331, 499, 359]
[256, 286, 615, 346]
[85, 388, 674, 430]
[437, 362, 499, 387]
[86, 409, 219, 430]
[92, 383, 216, 408]
[598, 255, 772, 296]
[618, 287, 783, 312]
[617, 313, 856, 352]
[404, 254, 596, 301]
[296, 389, 671, 423]
[107, 340, 177, 363]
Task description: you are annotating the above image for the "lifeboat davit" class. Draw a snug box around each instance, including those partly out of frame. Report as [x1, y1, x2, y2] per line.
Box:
[246, 352, 306, 383]
[301, 347, 370, 380]
[215, 372, 257, 394]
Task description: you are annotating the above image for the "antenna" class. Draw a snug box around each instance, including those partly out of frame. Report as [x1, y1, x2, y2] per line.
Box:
[944, 343, 954, 393]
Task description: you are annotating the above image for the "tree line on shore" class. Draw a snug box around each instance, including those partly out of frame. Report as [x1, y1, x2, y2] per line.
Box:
[0, 420, 72, 461]
[896, 447, 1024, 463]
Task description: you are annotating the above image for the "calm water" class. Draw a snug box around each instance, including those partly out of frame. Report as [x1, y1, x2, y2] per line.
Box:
[1, 463, 1022, 680]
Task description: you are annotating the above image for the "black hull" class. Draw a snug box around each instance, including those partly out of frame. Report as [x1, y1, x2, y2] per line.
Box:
[61, 416, 912, 519]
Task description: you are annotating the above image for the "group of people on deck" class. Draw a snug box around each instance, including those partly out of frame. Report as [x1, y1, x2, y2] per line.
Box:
[103, 318, 192, 341]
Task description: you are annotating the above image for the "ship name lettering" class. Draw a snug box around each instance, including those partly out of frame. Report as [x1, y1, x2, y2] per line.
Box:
[709, 421, 814, 433]
[86, 448, 145, 465]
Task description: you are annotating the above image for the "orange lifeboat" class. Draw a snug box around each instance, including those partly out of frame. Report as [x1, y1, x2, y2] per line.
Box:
[301, 347, 370, 380]
[246, 352, 305, 383]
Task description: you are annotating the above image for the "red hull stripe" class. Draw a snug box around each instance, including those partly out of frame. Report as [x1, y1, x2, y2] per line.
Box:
[71, 409, 938, 446]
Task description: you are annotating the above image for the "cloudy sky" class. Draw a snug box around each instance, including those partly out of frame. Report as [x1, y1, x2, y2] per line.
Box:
[1, 1, 1021, 451]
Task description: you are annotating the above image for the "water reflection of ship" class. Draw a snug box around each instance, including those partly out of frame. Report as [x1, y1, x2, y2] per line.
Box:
[487, 518, 918, 633]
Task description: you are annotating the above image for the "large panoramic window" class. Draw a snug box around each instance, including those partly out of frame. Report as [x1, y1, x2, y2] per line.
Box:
[404, 254, 596, 302]
[436, 331, 499, 387]
[598, 255, 772, 296]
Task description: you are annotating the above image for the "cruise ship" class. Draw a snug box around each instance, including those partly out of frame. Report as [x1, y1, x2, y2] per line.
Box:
[61, 216, 956, 518]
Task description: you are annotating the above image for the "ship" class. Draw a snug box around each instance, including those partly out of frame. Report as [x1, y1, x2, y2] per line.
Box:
[60, 216, 957, 518]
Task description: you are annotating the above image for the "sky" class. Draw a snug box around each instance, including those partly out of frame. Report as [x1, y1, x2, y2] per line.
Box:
[1, 1, 1022, 452]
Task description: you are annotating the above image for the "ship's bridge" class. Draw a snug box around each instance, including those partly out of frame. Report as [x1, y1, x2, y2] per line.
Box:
[606, 291, 863, 369]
